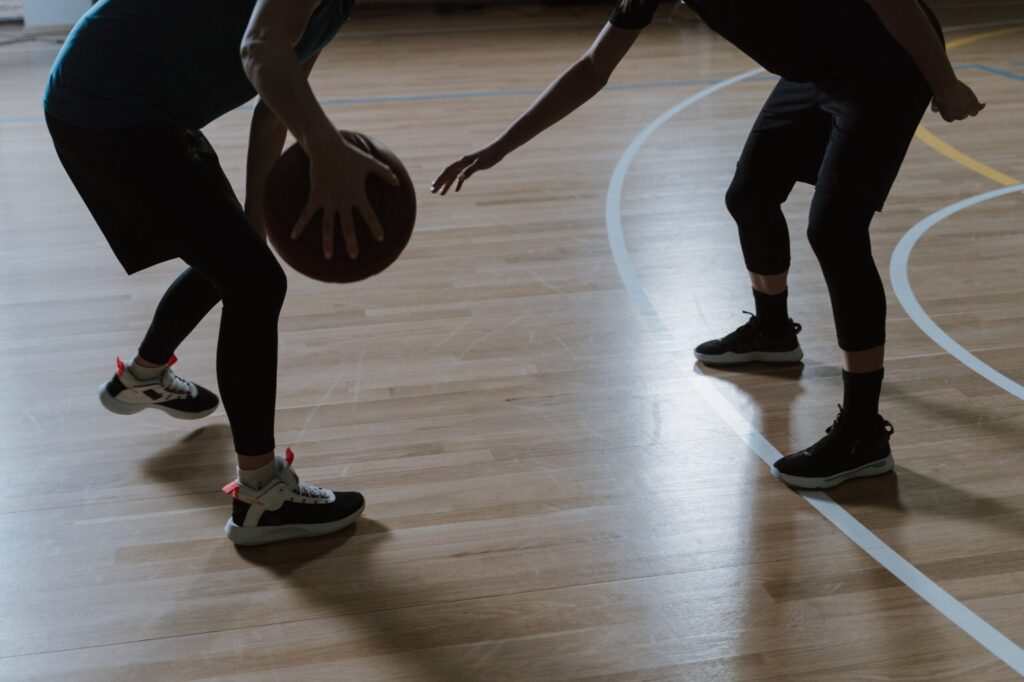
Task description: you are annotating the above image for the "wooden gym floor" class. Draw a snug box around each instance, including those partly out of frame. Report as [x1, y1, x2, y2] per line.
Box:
[0, 1, 1023, 679]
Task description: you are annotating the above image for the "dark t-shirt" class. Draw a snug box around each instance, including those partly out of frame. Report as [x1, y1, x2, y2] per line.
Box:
[609, 0, 938, 83]
[45, 0, 351, 130]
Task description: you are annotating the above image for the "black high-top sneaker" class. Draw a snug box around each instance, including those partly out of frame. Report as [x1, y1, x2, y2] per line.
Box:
[223, 448, 365, 546]
[99, 356, 219, 419]
[694, 313, 803, 365]
[772, 407, 895, 489]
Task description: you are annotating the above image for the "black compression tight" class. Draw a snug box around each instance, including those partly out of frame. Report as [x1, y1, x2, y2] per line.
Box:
[727, 172, 885, 351]
[726, 170, 795, 278]
[806, 190, 885, 352]
[139, 268, 221, 364]
[46, 115, 286, 458]
[138, 247, 286, 457]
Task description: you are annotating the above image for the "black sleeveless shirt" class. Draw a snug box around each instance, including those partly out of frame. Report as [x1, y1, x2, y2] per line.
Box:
[609, 0, 940, 83]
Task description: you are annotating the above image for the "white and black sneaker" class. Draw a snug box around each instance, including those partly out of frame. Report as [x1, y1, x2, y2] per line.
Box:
[223, 448, 365, 546]
[694, 313, 803, 365]
[99, 356, 219, 419]
[772, 408, 895, 489]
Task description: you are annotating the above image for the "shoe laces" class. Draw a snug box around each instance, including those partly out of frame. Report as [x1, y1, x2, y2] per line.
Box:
[294, 478, 332, 499]
[824, 405, 846, 435]
[161, 367, 197, 398]
[824, 405, 895, 437]
[281, 453, 332, 499]
[721, 312, 761, 342]
[727, 312, 801, 340]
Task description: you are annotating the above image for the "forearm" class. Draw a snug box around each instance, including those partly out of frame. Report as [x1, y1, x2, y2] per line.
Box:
[867, 0, 956, 93]
[491, 58, 608, 155]
[241, 42, 336, 153]
[244, 101, 289, 224]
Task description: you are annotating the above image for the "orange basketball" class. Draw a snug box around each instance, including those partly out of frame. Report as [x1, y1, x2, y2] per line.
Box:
[262, 131, 416, 283]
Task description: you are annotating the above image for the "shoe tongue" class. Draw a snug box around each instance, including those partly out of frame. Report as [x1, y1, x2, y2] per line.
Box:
[277, 456, 299, 485]
[161, 367, 196, 397]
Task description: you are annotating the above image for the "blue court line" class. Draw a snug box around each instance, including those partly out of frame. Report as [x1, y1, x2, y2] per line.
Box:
[5, 62, 1020, 128]
[890, 184, 1024, 401]
[0, 76, 768, 128]
[605, 69, 1024, 676]
[270, 77, 760, 108]
[963, 63, 1024, 81]
[315, 76, 782, 106]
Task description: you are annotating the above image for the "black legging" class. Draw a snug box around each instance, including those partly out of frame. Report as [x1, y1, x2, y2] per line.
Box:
[48, 116, 284, 457]
[139, 260, 285, 457]
[724, 68, 932, 354]
[132, 162, 287, 457]
[727, 176, 883, 352]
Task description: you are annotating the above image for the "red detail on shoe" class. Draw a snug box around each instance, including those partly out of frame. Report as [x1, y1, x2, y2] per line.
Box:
[222, 481, 240, 497]
[116, 357, 125, 377]
[168, 354, 178, 367]
[285, 448, 295, 465]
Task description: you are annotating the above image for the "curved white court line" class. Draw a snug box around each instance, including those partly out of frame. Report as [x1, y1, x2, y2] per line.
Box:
[605, 66, 766, 333]
[891, 183, 1024, 400]
[605, 71, 1024, 675]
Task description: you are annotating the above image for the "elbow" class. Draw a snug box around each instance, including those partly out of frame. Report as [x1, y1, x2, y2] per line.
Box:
[239, 33, 278, 81]
[239, 38, 260, 80]
[577, 57, 611, 94]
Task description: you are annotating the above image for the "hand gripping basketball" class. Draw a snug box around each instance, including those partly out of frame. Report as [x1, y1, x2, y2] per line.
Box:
[263, 131, 417, 283]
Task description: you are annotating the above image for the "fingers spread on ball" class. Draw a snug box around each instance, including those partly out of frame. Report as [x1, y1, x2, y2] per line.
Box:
[293, 203, 319, 240]
[340, 213, 359, 260]
[322, 212, 336, 260]
[372, 159, 400, 187]
[359, 202, 385, 243]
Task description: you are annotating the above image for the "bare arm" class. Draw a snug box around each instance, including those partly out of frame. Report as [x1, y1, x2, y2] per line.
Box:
[432, 23, 641, 194]
[241, 0, 397, 260]
[244, 54, 318, 237]
[242, 1, 337, 155]
[864, 0, 984, 121]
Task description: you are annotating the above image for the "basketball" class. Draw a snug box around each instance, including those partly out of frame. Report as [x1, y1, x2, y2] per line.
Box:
[262, 131, 416, 283]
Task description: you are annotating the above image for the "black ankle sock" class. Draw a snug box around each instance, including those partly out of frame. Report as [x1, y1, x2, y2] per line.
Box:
[753, 288, 789, 337]
[842, 368, 884, 431]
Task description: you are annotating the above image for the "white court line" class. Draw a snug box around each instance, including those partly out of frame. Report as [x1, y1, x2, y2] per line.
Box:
[605, 66, 766, 333]
[604, 70, 1024, 675]
[890, 183, 1024, 401]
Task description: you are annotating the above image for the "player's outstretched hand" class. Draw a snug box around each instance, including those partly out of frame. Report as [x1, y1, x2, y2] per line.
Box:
[932, 79, 985, 122]
[431, 146, 505, 195]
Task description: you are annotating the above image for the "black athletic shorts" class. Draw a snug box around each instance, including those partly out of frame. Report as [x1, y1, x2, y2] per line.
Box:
[735, 10, 943, 212]
[46, 114, 245, 274]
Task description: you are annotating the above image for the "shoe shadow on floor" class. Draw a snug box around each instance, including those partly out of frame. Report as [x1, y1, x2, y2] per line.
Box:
[691, 360, 904, 502]
[140, 426, 485, 681]
[835, 383, 1024, 540]
[226, 512, 501, 681]
[692, 359, 808, 381]
[141, 422, 236, 491]
[691, 359, 808, 453]
[693, 362, 1024, 543]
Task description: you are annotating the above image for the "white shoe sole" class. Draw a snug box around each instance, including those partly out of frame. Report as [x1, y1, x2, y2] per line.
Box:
[772, 455, 895, 490]
[694, 347, 804, 366]
[224, 503, 365, 546]
[98, 383, 217, 420]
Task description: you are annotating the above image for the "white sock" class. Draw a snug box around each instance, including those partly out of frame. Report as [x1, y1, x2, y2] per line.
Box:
[128, 355, 166, 381]
[238, 457, 280, 490]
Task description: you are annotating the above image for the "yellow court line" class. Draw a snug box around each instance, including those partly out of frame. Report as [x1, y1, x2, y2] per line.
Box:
[914, 26, 1024, 187]
[945, 26, 1024, 50]
[915, 126, 1022, 186]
